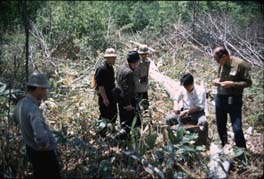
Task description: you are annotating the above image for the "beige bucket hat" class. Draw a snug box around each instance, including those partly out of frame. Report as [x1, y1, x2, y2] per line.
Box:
[138, 45, 149, 55]
[104, 48, 117, 58]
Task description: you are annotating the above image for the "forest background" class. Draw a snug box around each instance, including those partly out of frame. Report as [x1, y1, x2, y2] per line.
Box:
[0, 1, 263, 178]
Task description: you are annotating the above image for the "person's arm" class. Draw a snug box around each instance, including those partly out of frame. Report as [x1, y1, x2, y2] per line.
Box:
[179, 107, 200, 119]
[180, 87, 206, 117]
[98, 86, 109, 107]
[173, 90, 183, 113]
[187, 107, 201, 114]
[213, 66, 221, 86]
[213, 78, 221, 86]
[121, 72, 135, 110]
[233, 81, 252, 88]
[95, 66, 110, 106]
[219, 80, 252, 88]
[220, 63, 252, 88]
[29, 108, 50, 150]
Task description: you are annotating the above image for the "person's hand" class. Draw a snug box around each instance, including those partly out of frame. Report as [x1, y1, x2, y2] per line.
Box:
[213, 78, 221, 86]
[179, 110, 189, 119]
[103, 98, 110, 107]
[41, 143, 50, 150]
[140, 76, 148, 83]
[173, 109, 180, 114]
[123, 105, 134, 111]
[220, 81, 235, 88]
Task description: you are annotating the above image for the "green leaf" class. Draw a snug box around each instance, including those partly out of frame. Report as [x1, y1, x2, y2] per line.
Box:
[181, 133, 198, 144]
[176, 126, 185, 143]
[98, 160, 112, 178]
[195, 145, 206, 151]
[146, 132, 158, 150]
[139, 143, 147, 155]
[167, 128, 177, 144]
[233, 147, 245, 158]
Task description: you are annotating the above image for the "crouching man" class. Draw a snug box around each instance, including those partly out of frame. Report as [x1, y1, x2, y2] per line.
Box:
[165, 73, 208, 145]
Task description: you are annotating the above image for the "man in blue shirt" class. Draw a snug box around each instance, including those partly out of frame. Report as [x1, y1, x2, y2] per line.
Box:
[14, 73, 61, 179]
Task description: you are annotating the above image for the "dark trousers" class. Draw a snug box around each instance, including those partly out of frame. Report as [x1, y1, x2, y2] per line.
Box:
[165, 110, 208, 145]
[26, 146, 61, 179]
[118, 104, 141, 134]
[166, 110, 206, 126]
[136, 92, 149, 110]
[215, 94, 246, 148]
[98, 96, 117, 123]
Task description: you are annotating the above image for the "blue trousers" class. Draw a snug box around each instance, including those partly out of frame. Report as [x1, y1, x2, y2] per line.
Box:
[215, 94, 246, 148]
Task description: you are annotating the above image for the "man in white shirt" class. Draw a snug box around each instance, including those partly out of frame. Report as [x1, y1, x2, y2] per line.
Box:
[165, 73, 208, 145]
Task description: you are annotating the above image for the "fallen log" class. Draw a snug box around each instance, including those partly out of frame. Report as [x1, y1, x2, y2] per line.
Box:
[129, 41, 156, 53]
[149, 59, 181, 100]
[207, 143, 232, 179]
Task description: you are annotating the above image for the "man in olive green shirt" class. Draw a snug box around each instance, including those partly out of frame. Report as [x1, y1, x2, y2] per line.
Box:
[213, 46, 252, 148]
[134, 45, 151, 110]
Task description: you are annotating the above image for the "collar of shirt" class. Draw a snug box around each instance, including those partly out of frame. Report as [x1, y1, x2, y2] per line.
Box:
[104, 60, 112, 68]
[187, 87, 196, 96]
[26, 93, 41, 106]
[223, 57, 239, 70]
[141, 58, 151, 63]
[179, 85, 205, 109]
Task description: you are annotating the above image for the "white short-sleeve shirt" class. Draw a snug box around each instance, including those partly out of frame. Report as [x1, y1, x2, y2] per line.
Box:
[176, 84, 206, 111]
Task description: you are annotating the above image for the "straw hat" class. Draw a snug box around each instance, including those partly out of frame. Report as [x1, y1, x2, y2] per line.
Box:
[138, 45, 149, 55]
[104, 48, 117, 58]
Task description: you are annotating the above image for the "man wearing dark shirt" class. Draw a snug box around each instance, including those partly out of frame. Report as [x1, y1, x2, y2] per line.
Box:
[95, 48, 117, 125]
[213, 46, 252, 148]
[116, 51, 140, 136]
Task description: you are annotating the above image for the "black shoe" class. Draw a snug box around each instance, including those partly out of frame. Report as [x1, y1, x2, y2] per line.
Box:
[114, 129, 129, 140]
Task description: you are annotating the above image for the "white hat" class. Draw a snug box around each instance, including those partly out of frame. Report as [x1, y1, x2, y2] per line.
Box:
[104, 48, 117, 58]
[138, 45, 149, 55]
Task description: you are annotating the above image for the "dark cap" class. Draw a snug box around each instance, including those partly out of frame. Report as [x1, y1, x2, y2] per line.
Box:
[127, 51, 140, 63]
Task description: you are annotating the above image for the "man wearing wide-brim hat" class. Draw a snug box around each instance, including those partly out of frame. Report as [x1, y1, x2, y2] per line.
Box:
[14, 72, 61, 178]
[94, 48, 118, 136]
[134, 45, 151, 110]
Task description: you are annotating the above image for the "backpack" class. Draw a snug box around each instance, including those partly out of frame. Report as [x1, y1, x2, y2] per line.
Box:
[91, 73, 97, 89]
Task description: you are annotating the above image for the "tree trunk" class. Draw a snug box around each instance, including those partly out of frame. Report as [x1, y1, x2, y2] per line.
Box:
[22, 0, 29, 81]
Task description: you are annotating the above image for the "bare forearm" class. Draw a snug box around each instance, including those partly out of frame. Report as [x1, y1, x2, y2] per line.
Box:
[188, 106, 201, 114]
[98, 86, 108, 100]
[173, 100, 180, 111]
